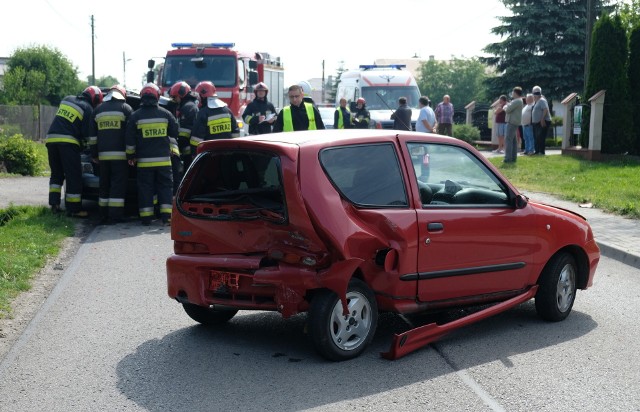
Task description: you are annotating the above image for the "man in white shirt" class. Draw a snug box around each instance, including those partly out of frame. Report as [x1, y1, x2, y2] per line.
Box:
[416, 96, 436, 133]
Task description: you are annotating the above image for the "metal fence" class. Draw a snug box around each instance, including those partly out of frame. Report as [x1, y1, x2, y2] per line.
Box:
[0, 105, 57, 141]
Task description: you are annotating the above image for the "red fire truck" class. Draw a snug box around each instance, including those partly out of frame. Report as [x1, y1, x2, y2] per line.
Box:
[146, 43, 285, 132]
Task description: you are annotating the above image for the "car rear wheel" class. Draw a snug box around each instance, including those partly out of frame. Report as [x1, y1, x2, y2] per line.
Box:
[308, 279, 378, 361]
[182, 303, 238, 325]
[535, 252, 577, 322]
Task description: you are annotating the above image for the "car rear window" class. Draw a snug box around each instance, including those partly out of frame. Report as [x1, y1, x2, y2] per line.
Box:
[320, 143, 408, 207]
[176, 150, 286, 222]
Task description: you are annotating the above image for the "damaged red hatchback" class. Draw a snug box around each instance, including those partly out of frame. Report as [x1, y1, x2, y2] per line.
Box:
[166, 130, 599, 361]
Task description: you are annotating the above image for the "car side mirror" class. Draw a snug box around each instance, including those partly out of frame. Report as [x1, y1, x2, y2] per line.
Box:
[515, 194, 528, 209]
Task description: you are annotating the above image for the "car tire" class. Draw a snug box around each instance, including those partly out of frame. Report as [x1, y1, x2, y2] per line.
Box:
[308, 278, 378, 361]
[182, 303, 238, 325]
[535, 252, 577, 322]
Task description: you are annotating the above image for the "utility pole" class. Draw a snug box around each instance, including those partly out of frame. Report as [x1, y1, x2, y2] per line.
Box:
[322, 60, 325, 104]
[122, 51, 132, 88]
[91, 15, 96, 85]
[584, 0, 595, 91]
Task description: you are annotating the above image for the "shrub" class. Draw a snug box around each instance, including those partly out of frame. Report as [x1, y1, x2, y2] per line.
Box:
[0, 134, 46, 176]
[452, 124, 481, 144]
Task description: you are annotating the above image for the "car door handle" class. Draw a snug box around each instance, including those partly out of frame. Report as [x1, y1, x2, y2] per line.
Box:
[427, 222, 443, 231]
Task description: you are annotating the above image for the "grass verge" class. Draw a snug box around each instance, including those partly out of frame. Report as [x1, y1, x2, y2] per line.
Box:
[489, 154, 640, 218]
[0, 205, 75, 318]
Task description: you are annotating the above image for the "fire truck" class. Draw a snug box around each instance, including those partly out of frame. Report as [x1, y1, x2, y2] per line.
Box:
[146, 42, 285, 132]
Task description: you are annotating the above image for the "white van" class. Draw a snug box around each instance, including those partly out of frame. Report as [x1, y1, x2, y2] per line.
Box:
[336, 64, 421, 130]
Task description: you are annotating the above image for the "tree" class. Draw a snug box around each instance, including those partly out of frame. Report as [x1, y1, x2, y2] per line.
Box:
[582, 13, 633, 154]
[417, 57, 489, 106]
[628, 25, 640, 154]
[617, 0, 640, 30]
[0, 45, 83, 106]
[93, 75, 120, 88]
[481, 0, 612, 102]
[329, 62, 347, 105]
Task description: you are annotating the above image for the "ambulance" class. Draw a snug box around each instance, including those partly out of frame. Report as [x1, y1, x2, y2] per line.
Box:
[336, 64, 421, 130]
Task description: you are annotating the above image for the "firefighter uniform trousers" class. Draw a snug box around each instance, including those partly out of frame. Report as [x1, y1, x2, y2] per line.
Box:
[98, 160, 128, 220]
[46, 142, 83, 212]
[136, 164, 173, 222]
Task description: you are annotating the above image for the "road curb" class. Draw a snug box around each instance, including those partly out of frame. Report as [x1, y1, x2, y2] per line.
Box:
[596, 240, 640, 270]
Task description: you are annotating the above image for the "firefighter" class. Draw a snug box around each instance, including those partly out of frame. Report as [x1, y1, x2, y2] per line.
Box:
[169, 80, 199, 192]
[190, 81, 239, 156]
[273, 84, 325, 132]
[90, 85, 133, 224]
[242, 82, 277, 135]
[352, 97, 371, 129]
[46, 85, 103, 217]
[125, 83, 178, 226]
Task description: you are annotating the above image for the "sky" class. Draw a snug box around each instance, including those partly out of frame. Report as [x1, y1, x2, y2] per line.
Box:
[2, 0, 511, 89]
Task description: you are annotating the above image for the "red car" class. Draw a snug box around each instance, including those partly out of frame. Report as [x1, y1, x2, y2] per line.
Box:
[166, 130, 599, 361]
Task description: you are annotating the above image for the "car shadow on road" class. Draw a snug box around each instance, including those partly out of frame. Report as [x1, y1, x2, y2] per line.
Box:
[116, 303, 596, 411]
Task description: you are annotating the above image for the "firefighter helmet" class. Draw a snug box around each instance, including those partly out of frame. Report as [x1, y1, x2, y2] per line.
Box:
[82, 86, 103, 108]
[254, 82, 269, 94]
[357, 97, 366, 105]
[140, 83, 161, 101]
[298, 80, 312, 97]
[169, 81, 191, 100]
[195, 81, 217, 98]
[109, 84, 127, 100]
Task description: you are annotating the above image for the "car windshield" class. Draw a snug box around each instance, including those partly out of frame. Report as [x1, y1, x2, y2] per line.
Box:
[162, 55, 236, 89]
[361, 86, 421, 110]
[177, 150, 286, 222]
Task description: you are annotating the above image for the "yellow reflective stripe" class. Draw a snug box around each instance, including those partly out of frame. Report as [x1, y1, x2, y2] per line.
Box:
[56, 102, 83, 123]
[66, 194, 82, 203]
[49, 185, 62, 193]
[46, 134, 80, 145]
[98, 198, 109, 207]
[96, 112, 126, 130]
[137, 118, 169, 138]
[98, 151, 127, 160]
[108, 199, 125, 207]
[207, 114, 232, 135]
[139, 210, 155, 217]
[190, 136, 203, 147]
[159, 207, 172, 214]
[178, 127, 191, 138]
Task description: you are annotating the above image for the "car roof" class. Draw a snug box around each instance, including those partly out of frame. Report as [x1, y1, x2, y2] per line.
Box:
[198, 130, 465, 155]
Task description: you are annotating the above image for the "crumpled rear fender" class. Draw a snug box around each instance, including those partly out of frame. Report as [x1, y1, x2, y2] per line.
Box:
[317, 258, 365, 316]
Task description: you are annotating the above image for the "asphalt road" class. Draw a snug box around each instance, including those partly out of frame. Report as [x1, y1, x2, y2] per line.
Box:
[0, 220, 638, 411]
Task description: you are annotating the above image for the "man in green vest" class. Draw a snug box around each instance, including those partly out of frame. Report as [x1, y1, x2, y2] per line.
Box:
[273, 84, 325, 132]
[334, 98, 353, 129]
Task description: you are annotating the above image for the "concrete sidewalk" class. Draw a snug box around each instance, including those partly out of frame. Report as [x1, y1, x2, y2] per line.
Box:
[481, 148, 640, 269]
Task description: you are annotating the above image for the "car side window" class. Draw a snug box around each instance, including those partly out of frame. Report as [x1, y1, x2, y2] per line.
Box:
[406, 142, 509, 207]
[321, 143, 408, 207]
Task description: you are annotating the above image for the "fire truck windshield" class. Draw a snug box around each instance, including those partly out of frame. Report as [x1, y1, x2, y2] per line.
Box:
[162, 55, 237, 89]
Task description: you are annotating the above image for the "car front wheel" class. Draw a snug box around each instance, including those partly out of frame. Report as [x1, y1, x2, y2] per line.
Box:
[308, 279, 378, 361]
[182, 303, 238, 325]
[535, 252, 577, 322]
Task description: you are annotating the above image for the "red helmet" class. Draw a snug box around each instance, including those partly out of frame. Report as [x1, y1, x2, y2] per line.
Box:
[169, 81, 191, 99]
[83, 85, 103, 108]
[254, 82, 269, 93]
[195, 81, 217, 98]
[140, 83, 160, 100]
[357, 97, 366, 105]
[109, 84, 127, 99]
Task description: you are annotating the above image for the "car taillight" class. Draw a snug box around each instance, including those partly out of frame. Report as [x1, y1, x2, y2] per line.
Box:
[375, 122, 382, 129]
[174, 241, 209, 254]
[268, 249, 318, 267]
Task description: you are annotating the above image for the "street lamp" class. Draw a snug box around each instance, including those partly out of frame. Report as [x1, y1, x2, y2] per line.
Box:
[123, 51, 132, 88]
